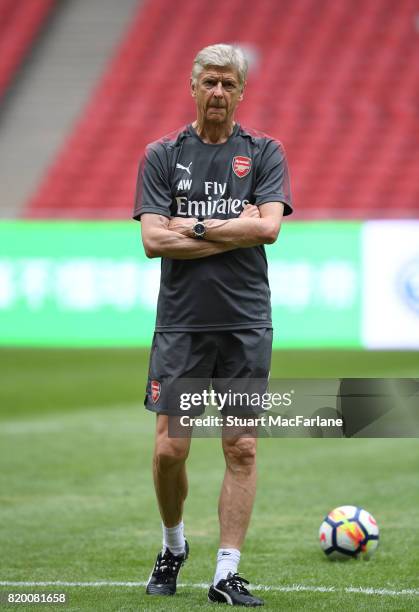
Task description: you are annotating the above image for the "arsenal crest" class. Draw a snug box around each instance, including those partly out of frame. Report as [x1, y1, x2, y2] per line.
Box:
[232, 156, 252, 178]
[151, 379, 161, 403]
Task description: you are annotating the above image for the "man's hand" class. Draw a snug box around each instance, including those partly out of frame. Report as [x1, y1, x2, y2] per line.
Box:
[240, 204, 260, 219]
[168, 205, 258, 236]
[168, 217, 196, 237]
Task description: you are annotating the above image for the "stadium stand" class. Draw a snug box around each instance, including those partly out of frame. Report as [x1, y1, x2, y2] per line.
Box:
[0, 0, 139, 219]
[0, 0, 55, 101]
[25, 0, 419, 219]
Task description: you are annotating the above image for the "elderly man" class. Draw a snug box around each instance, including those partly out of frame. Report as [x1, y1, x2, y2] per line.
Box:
[134, 43, 292, 606]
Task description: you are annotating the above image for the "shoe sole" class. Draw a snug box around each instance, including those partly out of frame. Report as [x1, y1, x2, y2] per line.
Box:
[146, 586, 175, 596]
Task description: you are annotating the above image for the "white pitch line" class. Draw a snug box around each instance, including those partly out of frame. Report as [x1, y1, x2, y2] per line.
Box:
[0, 581, 418, 597]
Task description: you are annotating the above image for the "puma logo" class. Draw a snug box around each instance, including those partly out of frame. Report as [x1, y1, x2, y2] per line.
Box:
[176, 162, 192, 175]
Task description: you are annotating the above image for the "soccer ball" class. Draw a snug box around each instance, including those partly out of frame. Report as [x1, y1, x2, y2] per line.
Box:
[319, 505, 379, 560]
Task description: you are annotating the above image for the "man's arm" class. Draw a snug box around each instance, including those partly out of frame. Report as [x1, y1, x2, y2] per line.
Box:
[206, 202, 284, 246]
[168, 202, 284, 248]
[140, 213, 237, 260]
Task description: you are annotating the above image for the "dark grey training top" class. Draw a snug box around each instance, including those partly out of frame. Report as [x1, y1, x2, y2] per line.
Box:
[134, 123, 293, 332]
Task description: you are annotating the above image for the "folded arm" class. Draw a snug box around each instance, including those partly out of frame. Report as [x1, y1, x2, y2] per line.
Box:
[168, 202, 285, 248]
[140, 213, 236, 260]
[206, 202, 284, 246]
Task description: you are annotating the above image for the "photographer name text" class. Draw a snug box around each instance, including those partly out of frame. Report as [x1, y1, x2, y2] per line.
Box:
[179, 415, 343, 428]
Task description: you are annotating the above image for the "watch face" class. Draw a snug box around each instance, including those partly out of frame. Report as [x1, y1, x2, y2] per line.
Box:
[194, 223, 205, 236]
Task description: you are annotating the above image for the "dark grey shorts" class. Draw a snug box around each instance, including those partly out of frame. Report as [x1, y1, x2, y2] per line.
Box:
[145, 329, 273, 416]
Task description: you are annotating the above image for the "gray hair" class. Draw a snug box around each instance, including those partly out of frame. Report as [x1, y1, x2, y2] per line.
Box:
[191, 44, 248, 89]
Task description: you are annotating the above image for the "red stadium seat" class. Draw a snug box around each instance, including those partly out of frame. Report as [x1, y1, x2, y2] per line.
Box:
[0, 0, 55, 99]
[25, 0, 419, 219]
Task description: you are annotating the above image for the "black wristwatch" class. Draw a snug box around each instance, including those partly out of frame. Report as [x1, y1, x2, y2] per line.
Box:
[193, 216, 206, 239]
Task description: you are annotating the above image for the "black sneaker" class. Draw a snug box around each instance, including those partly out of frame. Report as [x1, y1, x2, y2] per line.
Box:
[146, 540, 189, 596]
[208, 572, 264, 606]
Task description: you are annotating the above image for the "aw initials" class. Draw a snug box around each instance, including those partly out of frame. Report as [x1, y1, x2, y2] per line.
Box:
[177, 179, 192, 191]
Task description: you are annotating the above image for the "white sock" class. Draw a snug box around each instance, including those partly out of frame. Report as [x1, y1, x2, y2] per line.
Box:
[214, 548, 241, 585]
[162, 521, 185, 556]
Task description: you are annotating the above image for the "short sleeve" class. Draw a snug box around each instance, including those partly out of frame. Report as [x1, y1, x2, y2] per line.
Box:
[133, 144, 173, 221]
[254, 140, 293, 215]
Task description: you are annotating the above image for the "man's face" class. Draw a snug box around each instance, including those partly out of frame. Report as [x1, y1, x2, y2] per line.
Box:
[191, 66, 244, 124]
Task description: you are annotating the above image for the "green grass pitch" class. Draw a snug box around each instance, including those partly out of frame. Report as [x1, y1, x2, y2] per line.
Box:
[1, 348, 419, 611]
